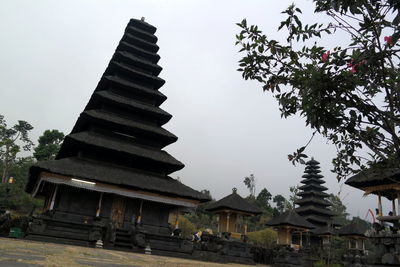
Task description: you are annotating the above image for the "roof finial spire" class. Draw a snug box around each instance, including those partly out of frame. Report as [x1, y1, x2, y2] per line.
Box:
[232, 188, 237, 194]
[141, 17, 145, 22]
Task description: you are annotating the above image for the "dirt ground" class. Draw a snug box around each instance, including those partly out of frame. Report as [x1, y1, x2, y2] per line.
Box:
[0, 237, 268, 267]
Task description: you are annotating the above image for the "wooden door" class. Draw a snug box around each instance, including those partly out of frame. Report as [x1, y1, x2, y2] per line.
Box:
[111, 196, 126, 228]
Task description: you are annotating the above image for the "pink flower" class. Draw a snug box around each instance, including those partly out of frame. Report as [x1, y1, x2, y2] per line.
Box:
[321, 50, 330, 62]
[384, 36, 393, 46]
[347, 61, 357, 73]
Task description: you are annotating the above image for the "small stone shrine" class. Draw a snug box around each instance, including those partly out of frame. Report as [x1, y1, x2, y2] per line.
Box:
[25, 18, 210, 253]
[346, 163, 400, 266]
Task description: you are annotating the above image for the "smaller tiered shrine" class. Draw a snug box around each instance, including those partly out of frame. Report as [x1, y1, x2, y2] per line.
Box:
[295, 159, 336, 231]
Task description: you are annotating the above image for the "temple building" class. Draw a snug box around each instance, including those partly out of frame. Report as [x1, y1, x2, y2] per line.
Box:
[337, 221, 369, 266]
[266, 210, 315, 266]
[345, 164, 400, 266]
[25, 18, 210, 249]
[295, 159, 336, 233]
[266, 210, 314, 249]
[206, 188, 262, 238]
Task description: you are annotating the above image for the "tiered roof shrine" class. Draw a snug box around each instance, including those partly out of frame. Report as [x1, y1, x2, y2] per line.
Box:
[295, 158, 336, 229]
[25, 18, 209, 249]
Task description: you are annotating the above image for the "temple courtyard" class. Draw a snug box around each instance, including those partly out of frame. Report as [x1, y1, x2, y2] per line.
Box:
[0, 238, 268, 267]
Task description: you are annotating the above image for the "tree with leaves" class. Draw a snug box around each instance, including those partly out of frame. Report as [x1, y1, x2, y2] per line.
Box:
[256, 188, 273, 211]
[273, 194, 287, 214]
[284, 185, 300, 210]
[33, 129, 64, 161]
[289, 185, 300, 208]
[0, 115, 33, 183]
[243, 173, 256, 198]
[236, 0, 400, 181]
[200, 189, 213, 200]
[0, 157, 42, 212]
[328, 193, 349, 225]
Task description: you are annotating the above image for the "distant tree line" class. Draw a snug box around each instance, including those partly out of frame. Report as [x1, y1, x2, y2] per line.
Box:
[0, 114, 64, 214]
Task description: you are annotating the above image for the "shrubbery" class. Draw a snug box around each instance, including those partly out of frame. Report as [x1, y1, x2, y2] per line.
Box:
[247, 227, 277, 249]
[178, 215, 197, 238]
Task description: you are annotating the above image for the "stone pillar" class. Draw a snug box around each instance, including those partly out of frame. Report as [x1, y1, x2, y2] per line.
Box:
[378, 194, 383, 217]
[226, 212, 230, 232]
[49, 184, 59, 211]
[175, 208, 180, 229]
[300, 231, 303, 247]
[96, 192, 104, 217]
[393, 198, 397, 216]
[398, 192, 400, 216]
[137, 200, 143, 223]
[286, 228, 290, 245]
[217, 214, 220, 232]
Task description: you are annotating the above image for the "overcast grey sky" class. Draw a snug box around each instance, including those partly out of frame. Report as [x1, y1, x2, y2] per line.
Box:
[0, 0, 390, 220]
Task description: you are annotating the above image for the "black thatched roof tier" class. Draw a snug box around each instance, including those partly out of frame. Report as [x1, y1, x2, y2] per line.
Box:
[26, 157, 208, 202]
[89, 90, 172, 125]
[312, 225, 337, 235]
[297, 190, 329, 198]
[59, 131, 184, 174]
[118, 41, 160, 63]
[338, 222, 368, 237]
[114, 51, 162, 75]
[103, 75, 167, 105]
[26, 19, 207, 204]
[345, 165, 400, 189]
[300, 178, 325, 185]
[123, 32, 159, 53]
[295, 158, 335, 228]
[126, 25, 157, 42]
[266, 210, 314, 229]
[298, 183, 328, 192]
[302, 173, 324, 179]
[205, 189, 262, 215]
[108, 61, 165, 89]
[304, 169, 322, 174]
[69, 109, 177, 147]
[295, 205, 336, 216]
[129, 19, 157, 34]
[302, 214, 333, 225]
[294, 197, 331, 207]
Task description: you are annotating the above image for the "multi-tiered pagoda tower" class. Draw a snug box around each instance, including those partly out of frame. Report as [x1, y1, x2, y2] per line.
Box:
[25, 18, 209, 248]
[295, 159, 335, 229]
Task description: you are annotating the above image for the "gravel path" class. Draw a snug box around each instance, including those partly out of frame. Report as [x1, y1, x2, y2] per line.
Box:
[0, 238, 268, 267]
